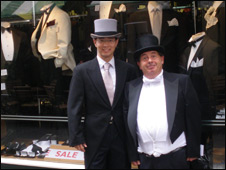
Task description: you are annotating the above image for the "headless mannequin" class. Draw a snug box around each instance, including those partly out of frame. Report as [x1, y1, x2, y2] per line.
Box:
[187, 32, 205, 70]
[205, 1, 223, 30]
[99, 1, 112, 19]
[1, 22, 11, 29]
[212, 1, 223, 10]
[189, 32, 205, 42]
[40, 3, 53, 12]
[148, 1, 163, 43]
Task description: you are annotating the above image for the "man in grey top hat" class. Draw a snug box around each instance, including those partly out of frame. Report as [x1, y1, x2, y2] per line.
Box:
[67, 19, 137, 169]
[123, 34, 201, 169]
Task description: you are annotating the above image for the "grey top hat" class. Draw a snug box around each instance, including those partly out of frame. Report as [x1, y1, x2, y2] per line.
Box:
[90, 19, 121, 39]
[134, 34, 165, 62]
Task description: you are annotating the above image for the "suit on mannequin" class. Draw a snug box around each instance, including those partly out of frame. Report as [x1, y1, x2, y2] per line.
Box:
[31, 3, 76, 71]
[180, 33, 223, 120]
[1, 23, 38, 94]
[31, 3, 76, 96]
[204, 1, 225, 74]
[127, 1, 188, 73]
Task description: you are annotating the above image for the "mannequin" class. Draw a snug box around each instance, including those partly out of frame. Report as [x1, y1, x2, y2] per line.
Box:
[205, 1, 223, 30]
[31, 3, 76, 97]
[1, 22, 37, 94]
[127, 1, 189, 73]
[180, 32, 223, 153]
[180, 32, 223, 120]
[40, 3, 54, 12]
[204, 1, 225, 68]
[31, 3, 76, 72]
[99, 1, 112, 19]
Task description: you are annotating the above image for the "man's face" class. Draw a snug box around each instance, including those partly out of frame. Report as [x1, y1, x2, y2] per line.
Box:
[93, 37, 118, 61]
[137, 51, 164, 79]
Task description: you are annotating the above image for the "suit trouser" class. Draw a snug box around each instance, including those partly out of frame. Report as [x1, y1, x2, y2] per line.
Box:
[89, 123, 130, 169]
[138, 147, 189, 169]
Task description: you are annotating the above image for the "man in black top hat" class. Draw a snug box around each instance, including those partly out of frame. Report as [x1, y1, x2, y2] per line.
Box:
[123, 34, 201, 169]
[67, 19, 137, 169]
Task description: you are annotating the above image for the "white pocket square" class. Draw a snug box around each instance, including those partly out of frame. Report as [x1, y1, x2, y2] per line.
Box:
[167, 18, 179, 26]
[191, 58, 204, 68]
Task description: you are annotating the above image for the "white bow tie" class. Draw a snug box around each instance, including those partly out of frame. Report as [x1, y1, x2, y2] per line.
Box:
[143, 75, 162, 85]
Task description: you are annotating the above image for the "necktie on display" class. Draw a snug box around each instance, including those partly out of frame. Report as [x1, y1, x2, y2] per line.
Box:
[103, 63, 114, 105]
[152, 8, 161, 43]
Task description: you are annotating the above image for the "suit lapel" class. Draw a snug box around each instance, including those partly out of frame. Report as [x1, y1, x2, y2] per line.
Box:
[164, 72, 178, 134]
[128, 77, 143, 143]
[41, 4, 56, 36]
[112, 60, 126, 107]
[140, 11, 152, 33]
[194, 36, 208, 60]
[188, 36, 208, 73]
[11, 29, 21, 61]
[161, 10, 170, 42]
[87, 58, 110, 106]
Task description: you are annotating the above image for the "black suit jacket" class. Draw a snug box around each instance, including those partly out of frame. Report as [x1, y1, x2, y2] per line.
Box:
[123, 71, 201, 162]
[180, 35, 223, 119]
[127, 9, 189, 72]
[67, 58, 137, 168]
[1, 28, 38, 92]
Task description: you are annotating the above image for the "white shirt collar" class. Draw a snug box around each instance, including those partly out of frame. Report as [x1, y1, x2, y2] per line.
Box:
[143, 69, 163, 82]
[97, 55, 115, 69]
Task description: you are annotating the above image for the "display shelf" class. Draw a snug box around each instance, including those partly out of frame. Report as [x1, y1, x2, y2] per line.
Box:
[1, 115, 68, 122]
[1, 156, 85, 169]
[202, 120, 225, 126]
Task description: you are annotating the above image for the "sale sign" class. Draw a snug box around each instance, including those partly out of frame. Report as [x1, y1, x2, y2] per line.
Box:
[45, 149, 84, 161]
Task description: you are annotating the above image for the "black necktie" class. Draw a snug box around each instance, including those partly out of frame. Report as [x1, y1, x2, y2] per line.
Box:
[188, 36, 204, 47]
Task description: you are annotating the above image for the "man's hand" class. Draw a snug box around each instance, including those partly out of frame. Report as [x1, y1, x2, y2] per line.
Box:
[132, 160, 140, 166]
[187, 157, 198, 162]
[75, 143, 87, 152]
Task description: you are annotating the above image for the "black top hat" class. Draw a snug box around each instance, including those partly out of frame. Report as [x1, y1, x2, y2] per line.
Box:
[134, 34, 164, 62]
[90, 19, 121, 38]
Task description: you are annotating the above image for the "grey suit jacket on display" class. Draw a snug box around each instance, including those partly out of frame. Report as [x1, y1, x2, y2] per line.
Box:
[123, 71, 201, 162]
[67, 57, 137, 168]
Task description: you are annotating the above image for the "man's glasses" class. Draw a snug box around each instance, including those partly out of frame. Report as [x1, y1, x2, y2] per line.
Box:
[96, 38, 116, 44]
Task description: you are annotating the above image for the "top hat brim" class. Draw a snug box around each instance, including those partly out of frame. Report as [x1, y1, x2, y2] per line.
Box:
[134, 46, 165, 62]
[90, 33, 121, 39]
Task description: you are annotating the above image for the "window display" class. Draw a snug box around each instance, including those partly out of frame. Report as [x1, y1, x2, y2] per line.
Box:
[126, 1, 190, 73]
[1, 1, 225, 169]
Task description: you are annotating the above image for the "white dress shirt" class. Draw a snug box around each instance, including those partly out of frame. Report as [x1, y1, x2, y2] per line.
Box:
[1, 29, 14, 61]
[97, 55, 116, 92]
[137, 70, 186, 157]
